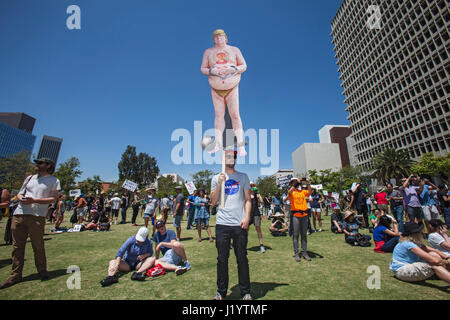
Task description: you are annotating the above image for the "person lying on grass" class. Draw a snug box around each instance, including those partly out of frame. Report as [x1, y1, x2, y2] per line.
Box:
[100, 227, 156, 287]
[390, 222, 450, 284]
[153, 220, 191, 275]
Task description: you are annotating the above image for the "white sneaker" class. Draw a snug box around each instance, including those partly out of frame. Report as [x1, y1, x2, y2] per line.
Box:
[260, 246, 265, 253]
[242, 294, 252, 300]
[175, 266, 187, 275]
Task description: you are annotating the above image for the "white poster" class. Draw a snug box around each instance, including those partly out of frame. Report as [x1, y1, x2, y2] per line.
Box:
[122, 179, 138, 192]
[69, 189, 81, 197]
[185, 181, 197, 195]
[311, 184, 323, 190]
[323, 190, 328, 196]
[332, 192, 339, 202]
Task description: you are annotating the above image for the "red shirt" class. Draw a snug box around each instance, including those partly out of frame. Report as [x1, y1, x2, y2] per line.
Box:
[374, 192, 387, 205]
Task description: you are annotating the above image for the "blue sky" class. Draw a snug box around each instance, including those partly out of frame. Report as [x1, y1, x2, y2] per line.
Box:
[0, 0, 348, 183]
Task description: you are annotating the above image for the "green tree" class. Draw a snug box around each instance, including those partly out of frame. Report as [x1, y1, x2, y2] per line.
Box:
[0, 151, 34, 191]
[54, 157, 83, 195]
[118, 145, 159, 188]
[156, 176, 177, 198]
[191, 169, 217, 192]
[411, 152, 450, 182]
[372, 148, 414, 186]
[79, 175, 103, 196]
[255, 176, 278, 197]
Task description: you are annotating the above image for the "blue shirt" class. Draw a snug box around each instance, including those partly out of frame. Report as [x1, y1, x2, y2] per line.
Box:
[152, 229, 177, 255]
[343, 221, 360, 238]
[390, 241, 420, 271]
[272, 196, 281, 206]
[188, 195, 195, 209]
[419, 185, 436, 206]
[310, 194, 321, 208]
[194, 196, 209, 220]
[373, 225, 388, 242]
[116, 236, 153, 265]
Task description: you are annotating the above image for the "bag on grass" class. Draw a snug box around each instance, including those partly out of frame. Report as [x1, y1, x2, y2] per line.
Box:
[146, 264, 165, 277]
[355, 233, 371, 247]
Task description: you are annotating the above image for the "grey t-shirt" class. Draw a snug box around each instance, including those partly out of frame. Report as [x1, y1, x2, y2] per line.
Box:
[145, 196, 159, 214]
[15, 174, 61, 217]
[211, 171, 250, 227]
[174, 193, 185, 215]
[428, 233, 450, 257]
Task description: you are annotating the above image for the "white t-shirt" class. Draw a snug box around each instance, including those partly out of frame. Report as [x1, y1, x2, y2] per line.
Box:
[14, 174, 61, 217]
[109, 197, 122, 210]
[211, 171, 250, 227]
[428, 232, 450, 257]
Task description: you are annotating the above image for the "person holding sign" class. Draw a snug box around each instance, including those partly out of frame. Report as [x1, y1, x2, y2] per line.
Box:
[210, 150, 252, 300]
[200, 29, 248, 156]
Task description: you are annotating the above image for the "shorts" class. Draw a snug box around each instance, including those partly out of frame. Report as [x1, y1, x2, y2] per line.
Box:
[78, 207, 88, 217]
[421, 205, 441, 221]
[173, 214, 183, 228]
[111, 209, 119, 218]
[253, 215, 261, 227]
[311, 208, 321, 213]
[124, 259, 139, 270]
[195, 218, 209, 227]
[394, 262, 434, 282]
[160, 249, 182, 266]
[406, 206, 422, 221]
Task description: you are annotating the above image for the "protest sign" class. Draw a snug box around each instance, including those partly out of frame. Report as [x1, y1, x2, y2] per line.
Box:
[122, 179, 138, 192]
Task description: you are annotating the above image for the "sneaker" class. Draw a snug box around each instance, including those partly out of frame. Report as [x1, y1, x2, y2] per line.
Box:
[307, 231, 310, 235]
[131, 272, 146, 281]
[0, 277, 22, 289]
[302, 252, 312, 261]
[260, 246, 266, 253]
[175, 266, 188, 275]
[100, 275, 118, 287]
[132, 224, 138, 227]
[213, 292, 224, 300]
[242, 294, 252, 300]
[318, 229, 322, 232]
[294, 253, 301, 262]
[183, 260, 191, 271]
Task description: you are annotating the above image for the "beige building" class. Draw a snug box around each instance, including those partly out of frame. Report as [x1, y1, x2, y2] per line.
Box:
[331, 0, 449, 169]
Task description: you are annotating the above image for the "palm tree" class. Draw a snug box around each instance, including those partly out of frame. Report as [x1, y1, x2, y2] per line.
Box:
[371, 148, 415, 186]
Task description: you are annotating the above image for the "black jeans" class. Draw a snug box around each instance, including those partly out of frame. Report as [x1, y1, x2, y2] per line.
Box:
[215, 224, 250, 297]
[131, 205, 139, 224]
[187, 208, 195, 229]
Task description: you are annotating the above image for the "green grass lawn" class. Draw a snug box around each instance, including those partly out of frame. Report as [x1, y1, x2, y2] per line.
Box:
[0, 210, 448, 300]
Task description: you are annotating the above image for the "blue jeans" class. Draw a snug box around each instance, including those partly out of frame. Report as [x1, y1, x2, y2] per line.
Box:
[381, 236, 400, 253]
[444, 207, 450, 229]
[391, 205, 404, 233]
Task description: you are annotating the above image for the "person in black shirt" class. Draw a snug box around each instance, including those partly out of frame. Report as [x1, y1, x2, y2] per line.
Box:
[330, 207, 345, 233]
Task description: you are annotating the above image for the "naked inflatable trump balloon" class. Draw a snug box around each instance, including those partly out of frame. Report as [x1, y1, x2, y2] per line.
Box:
[200, 29, 247, 156]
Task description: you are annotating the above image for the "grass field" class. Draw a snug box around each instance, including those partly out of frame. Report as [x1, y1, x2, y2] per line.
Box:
[0, 209, 448, 300]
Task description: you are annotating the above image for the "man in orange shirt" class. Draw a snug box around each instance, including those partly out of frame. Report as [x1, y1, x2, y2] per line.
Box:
[288, 177, 312, 262]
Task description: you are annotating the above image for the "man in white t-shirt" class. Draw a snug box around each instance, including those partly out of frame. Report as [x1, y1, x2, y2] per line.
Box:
[210, 150, 252, 300]
[109, 193, 122, 225]
[428, 219, 450, 257]
[0, 158, 60, 289]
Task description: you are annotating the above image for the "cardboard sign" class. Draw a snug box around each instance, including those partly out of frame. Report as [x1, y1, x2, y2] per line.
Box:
[323, 190, 328, 196]
[332, 192, 339, 202]
[185, 181, 197, 195]
[122, 179, 138, 192]
[69, 189, 81, 197]
[73, 224, 83, 232]
[311, 184, 323, 190]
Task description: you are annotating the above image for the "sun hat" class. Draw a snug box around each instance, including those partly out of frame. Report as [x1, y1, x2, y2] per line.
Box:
[273, 212, 284, 218]
[402, 222, 424, 236]
[136, 227, 149, 242]
[175, 186, 182, 190]
[377, 187, 385, 193]
[344, 211, 354, 220]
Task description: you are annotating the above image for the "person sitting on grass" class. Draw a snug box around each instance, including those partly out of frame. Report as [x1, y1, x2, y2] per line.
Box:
[389, 222, 450, 284]
[342, 210, 371, 246]
[153, 220, 191, 275]
[427, 219, 450, 258]
[373, 215, 400, 253]
[269, 212, 288, 236]
[100, 227, 156, 287]
[330, 207, 345, 234]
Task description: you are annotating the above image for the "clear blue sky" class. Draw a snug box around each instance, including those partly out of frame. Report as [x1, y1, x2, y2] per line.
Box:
[0, 0, 349, 184]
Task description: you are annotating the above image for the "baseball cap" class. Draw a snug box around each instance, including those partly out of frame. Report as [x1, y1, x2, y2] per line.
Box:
[135, 227, 149, 242]
[33, 157, 55, 166]
[155, 220, 165, 229]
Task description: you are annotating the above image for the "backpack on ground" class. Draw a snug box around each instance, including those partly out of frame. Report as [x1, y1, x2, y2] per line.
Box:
[146, 264, 165, 277]
[355, 233, 371, 247]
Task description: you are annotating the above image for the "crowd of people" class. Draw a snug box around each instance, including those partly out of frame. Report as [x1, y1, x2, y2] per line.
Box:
[0, 155, 449, 295]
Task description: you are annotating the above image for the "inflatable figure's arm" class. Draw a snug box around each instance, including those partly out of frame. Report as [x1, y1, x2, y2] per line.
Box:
[235, 47, 247, 74]
[200, 50, 211, 76]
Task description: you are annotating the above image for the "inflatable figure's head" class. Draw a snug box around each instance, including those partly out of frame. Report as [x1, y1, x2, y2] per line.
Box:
[213, 29, 228, 44]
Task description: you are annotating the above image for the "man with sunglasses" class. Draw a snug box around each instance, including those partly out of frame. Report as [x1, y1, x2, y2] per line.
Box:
[0, 157, 60, 289]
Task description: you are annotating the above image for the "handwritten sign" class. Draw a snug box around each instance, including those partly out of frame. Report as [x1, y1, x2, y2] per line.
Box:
[122, 179, 138, 192]
[185, 181, 197, 195]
